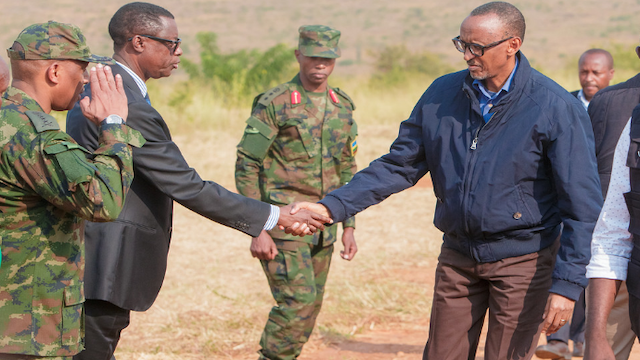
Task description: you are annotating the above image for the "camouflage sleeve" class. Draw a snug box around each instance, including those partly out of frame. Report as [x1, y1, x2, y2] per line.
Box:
[235, 104, 278, 200]
[342, 118, 358, 229]
[32, 123, 144, 222]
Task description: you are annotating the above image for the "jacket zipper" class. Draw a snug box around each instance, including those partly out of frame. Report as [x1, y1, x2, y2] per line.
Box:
[462, 113, 495, 245]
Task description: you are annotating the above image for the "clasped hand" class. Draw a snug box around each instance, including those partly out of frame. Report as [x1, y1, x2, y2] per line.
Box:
[276, 202, 333, 236]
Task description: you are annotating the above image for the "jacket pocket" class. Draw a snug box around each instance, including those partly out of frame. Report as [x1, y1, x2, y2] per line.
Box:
[277, 117, 315, 160]
[508, 184, 536, 228]
[238, 116, 277, 160]
[61, 284, 85, 346]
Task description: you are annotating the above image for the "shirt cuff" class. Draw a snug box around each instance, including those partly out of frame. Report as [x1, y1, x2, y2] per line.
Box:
[263, 205, 280, 231]
[586, 253, 629, 280]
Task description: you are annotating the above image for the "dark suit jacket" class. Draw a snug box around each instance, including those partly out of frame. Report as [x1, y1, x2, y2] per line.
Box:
[66, 65, 271, 311]
[570, 89, 580, 98]
[588, 73, 640, 197]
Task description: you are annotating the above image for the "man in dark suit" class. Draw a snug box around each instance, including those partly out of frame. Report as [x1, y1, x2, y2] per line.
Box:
[66, 3, 328, 360]
[535, 48, 614, 360]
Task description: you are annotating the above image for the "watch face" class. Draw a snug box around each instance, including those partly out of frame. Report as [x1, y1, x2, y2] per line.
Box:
[105, 115, 123, 124]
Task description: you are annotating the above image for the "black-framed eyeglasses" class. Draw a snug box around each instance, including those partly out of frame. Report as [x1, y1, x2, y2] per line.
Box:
[452, 36, 513, 57]
[128, 34, 181, 54]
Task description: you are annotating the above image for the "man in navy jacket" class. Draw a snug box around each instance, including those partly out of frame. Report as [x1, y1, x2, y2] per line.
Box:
[294, 2, 603, 359]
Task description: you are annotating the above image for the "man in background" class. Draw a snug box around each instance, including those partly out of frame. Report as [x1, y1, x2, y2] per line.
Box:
[235, 25, 358, 360]
[535, 48, 614, 360]
[66, 3, 328, 360]
[0, 21, 143, 359]
[572, 49, 615, 109]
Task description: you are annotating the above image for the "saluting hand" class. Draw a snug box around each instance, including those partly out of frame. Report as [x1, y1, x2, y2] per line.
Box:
[80, 64, 128, 124]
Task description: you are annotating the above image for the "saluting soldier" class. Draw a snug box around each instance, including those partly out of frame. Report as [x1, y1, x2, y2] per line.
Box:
[235, 25, 358, 360]
[0, 21, 144, 359]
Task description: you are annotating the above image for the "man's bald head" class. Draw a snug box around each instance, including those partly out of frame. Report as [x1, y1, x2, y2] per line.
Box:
[469, 1, 526, 41]
[0, 56, 10, 93]
[579, 49, 614, 70]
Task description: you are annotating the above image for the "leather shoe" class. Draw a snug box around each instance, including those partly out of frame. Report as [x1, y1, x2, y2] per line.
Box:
[535, 340, 572, 360]
[573, 341, 584, 357]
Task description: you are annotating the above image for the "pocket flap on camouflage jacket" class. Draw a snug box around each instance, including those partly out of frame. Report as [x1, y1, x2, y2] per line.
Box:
[43, 141, 90, 155]
[64, 284, 85, 306]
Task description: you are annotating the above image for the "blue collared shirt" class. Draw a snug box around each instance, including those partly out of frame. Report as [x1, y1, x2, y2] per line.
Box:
[473, 58, 519, 123]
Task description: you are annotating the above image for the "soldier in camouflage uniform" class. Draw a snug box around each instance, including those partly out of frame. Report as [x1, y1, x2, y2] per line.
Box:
[235, 25, 358, 360]
[0, 21, 144, 359]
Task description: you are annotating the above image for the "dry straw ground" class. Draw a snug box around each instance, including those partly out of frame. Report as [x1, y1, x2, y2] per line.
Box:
[4, 0, 640, 359]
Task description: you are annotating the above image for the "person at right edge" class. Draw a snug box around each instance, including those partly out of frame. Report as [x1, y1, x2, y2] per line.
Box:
[584, 45, 640, 360]
[292, 2, 602, 359]
[66, 3, 330, 360]
[235, 25, 358, 360]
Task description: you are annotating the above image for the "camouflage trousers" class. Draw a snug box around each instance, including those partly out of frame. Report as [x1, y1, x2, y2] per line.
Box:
[258, 240, 334, 360]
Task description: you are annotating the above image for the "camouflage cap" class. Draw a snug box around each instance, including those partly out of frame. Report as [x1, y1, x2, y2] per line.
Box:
[7, 21, 113, 64]
[298, 25, 341, 59]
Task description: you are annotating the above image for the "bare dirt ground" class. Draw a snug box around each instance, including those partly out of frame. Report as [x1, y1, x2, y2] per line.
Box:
[106, 123, 640, 360]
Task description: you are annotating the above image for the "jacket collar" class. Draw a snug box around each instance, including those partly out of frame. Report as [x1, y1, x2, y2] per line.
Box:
[462, 52, 531, 117]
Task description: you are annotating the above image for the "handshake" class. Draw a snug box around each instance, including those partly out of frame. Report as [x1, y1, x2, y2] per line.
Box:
[276, 202, 332, 236]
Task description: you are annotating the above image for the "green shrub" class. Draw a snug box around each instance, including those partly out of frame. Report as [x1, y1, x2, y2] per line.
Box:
[180, 31, 297, 102]
[369, 45, 456, 87]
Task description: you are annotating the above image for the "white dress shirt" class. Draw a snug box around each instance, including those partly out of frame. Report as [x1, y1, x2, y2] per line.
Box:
[576, 89, 590, 110]
[586, 119, 633, 280]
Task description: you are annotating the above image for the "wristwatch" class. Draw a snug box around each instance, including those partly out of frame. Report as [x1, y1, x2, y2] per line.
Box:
[102, 114, 124, 124]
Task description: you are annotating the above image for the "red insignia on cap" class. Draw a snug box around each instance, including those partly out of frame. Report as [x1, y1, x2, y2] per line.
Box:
[329, 89, 340, 104]
[291, 91, 301, 105]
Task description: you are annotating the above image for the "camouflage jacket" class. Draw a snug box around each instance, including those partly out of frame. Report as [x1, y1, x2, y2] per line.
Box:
[0, 87, 144, 356]
[236, 74, 357, 245]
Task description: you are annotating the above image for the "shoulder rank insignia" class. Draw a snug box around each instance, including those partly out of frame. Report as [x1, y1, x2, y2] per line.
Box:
[291, 90, 301, 105]
[350, 138, 358, 156]
[25, 110, 60, 133]
[258, 85, 287, 107]
[329, 89, 340, 104]
[333, 88, 356, 110]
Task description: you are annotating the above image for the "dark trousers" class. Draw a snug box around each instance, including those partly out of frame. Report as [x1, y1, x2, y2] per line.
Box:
[0, 355, 71, 360]
[423, 242, 558, 360]
[72, 299, 130, 360]
[547, 289, 585, 344]
[629, 292, 640, 339]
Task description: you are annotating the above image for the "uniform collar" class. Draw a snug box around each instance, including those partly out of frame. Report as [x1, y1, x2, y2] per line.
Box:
[3, 86, 45, 112]
[290, 73, 341, 108]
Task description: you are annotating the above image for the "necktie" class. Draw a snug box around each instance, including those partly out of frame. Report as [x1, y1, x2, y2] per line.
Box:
[144, 93, 151, 105]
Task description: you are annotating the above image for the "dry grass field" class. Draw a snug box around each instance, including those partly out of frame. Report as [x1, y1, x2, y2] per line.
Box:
[4, 0, 640, 359]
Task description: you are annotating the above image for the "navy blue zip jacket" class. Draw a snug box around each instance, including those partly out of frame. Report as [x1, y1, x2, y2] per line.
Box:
[320, 53, 602, 301]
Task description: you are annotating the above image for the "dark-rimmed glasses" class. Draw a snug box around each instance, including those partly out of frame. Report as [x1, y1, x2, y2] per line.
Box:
[452, 36, 513, 57]
[128, 34, 181, 54]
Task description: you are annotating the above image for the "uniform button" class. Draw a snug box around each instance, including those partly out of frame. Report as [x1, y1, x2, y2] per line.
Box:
[513, 212, 522, 220]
